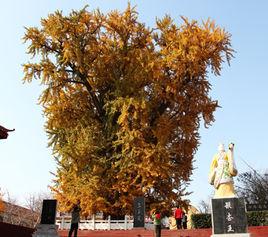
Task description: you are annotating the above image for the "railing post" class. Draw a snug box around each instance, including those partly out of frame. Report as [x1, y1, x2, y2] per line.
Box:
[61, 216, 64, 230]
[92, 214, 95, 230]
[108, 215, 111, 230]
[124, 215, 127, 230]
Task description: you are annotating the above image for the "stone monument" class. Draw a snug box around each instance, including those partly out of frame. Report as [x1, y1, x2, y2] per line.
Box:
[209, 143, 250, 237]
[133, 196, 145, 228]
[32, 199, 59, 237]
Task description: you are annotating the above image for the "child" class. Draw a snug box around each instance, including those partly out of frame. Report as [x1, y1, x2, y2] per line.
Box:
[151, 209, 161, 237]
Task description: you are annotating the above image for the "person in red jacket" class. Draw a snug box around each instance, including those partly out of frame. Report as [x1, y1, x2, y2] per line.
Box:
[174, 205, 183, 229]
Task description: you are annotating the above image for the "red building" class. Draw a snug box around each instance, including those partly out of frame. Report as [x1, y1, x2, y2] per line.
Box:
[0, 125, 15, 139]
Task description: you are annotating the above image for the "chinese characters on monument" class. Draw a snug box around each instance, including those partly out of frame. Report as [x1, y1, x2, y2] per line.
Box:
[133, 197, 145, 228]
[211, 198, 248, 234]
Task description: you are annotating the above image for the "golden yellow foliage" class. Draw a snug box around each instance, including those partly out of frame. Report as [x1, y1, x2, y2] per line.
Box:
[0, 192, 4, 213]
[23, 4, 233, 215]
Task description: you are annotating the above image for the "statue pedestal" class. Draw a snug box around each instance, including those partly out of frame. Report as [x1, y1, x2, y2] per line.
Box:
[211, 197, 251, 237]
[32, 224, 59, 237]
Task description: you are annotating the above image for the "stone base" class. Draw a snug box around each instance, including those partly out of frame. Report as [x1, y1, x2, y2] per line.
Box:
[211, 198, 248, 235]
[211, 233, 251, 237]
[32, 224, 59, 237]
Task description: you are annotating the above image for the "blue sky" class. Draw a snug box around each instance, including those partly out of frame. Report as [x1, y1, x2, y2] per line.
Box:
[1, 0, 268, 208]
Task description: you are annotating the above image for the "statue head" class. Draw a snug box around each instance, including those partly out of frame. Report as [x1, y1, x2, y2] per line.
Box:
[218, 143, 225, 152]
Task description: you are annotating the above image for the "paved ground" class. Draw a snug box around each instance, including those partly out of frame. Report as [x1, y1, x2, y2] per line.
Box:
[58, 228, 211, 237]
[58, 226, 268, 237]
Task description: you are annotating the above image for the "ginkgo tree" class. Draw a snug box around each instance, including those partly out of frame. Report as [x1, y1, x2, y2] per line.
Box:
[23, 4, 233, 215]
[0, 191, 4, 213]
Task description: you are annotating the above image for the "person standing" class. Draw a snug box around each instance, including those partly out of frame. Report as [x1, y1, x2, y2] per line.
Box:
[174, 205, 183, 229]
[151, 209, 161, 237]
[182, 211, 187, 229]
[68, 203, 81, 237]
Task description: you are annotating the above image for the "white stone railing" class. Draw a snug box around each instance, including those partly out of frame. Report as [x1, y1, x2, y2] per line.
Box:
[56, 215, 154, 230]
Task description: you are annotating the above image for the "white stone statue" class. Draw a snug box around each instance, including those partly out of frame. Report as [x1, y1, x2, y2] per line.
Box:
[209, 143, 238, 198]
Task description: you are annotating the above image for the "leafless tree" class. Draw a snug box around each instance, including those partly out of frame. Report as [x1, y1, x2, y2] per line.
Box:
[198, 199, 211, 213]
[0, 190, 53, 228]
[23, 191, 53, 226]
[236, 169, 268, 204]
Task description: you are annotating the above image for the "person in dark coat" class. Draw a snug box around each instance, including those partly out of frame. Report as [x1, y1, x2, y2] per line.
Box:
[68, 203, 81, 237]
[182, 211, 188, 229]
